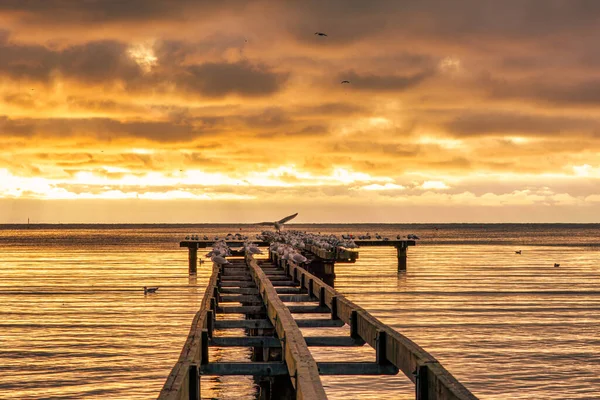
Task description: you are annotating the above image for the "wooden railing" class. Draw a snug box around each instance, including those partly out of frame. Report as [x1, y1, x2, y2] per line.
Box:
[280, 255, 477, 400]
[246, 256, 328, 399]
[158, 264, 219, 400]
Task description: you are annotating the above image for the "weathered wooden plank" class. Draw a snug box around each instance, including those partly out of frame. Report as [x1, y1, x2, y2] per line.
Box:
[219, 294, 262, 303]
[219, 287, 259, 295]
[214, 319, 273, 329]
[287, 305, 331, 313]
[220, 281, 256, 288]
[247, 257, 327, 399]
[304, 336, 365, 347]
[210, 336, 281, 347]
[270, 280, 298, 287]
[275, 287, 304, 294]
[295, 318, 346, 328]
[216, 305, 264, 314]
[220, 275, 252, 281]
[267, 275, 294, 281]
[317, 362, 399, 375]
[278, 294, 313, 302]
[200, 362, 288, 376]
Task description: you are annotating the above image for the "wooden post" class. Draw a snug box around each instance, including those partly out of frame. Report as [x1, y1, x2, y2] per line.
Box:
[201, 330, 209, 365]
[350, 310, 359, 339]
[188, 244, 198, 274]
[376, 330, 387, 365]
[396, 243, 407, 271]
[206, 310, 214, 338]
[188, 364, 199, 400]
[319, 287, 326, 307]
[330, 296, 338, 320]
[415, 364, 428, 400]
[323, 261, 335, 276]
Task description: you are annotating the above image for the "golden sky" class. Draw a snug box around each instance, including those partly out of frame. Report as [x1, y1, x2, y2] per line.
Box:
[1, 1, 600, 223]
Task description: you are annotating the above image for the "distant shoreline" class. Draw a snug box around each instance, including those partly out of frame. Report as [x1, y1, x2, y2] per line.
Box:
[1, 222, 600, 229]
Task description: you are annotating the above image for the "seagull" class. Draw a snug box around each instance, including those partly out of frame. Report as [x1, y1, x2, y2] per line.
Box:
[211, 255, 230, 265]
[515, 250, 522, 254]
[292, 253, 308, 264]
[144, 286, 159, 295]
[554, 263, 560, 268]
[314, 32, 328, 37]
[257, 212, 298, 232]
[341, 80, 350, 84]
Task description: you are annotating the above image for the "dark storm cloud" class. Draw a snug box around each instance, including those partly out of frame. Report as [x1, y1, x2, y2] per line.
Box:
[176, 61, 288, 97]
[0, 39, 142, 83]
[0, 36, 287, 97]
[0, 1, 250, 23]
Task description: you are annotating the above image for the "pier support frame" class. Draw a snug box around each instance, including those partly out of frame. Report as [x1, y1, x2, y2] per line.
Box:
[188, 243, 198, 274]
[306, 260, 335, 287]
[396, 243, 408, 272]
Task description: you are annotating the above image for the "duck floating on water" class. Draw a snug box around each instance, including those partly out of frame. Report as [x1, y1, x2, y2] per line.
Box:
[144, 286, 159, 295]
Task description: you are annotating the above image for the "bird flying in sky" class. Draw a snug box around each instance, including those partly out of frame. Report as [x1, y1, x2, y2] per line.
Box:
[314, 32, 328, 37]
[257, 212, 298, 231]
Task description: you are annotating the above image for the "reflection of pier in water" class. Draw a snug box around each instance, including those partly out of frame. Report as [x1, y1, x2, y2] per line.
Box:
[159, 239, 476, 400]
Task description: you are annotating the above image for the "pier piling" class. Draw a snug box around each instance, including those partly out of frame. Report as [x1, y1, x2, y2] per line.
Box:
[188, 243, 198, 274]
[396, 243, 408, 272]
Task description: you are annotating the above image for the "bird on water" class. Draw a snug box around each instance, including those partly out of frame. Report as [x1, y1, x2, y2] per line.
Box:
[257, 212, 298, 232]
[554, 263, 560, 267]
[144, 286, 159, 295]
[515, 250, 522, 254]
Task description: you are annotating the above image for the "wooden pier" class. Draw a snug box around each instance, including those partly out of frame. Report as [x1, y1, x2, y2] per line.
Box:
[159, 246, 477, 399]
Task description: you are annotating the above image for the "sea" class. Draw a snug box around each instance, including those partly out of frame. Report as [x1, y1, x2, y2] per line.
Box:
[0, 223, 599, 400]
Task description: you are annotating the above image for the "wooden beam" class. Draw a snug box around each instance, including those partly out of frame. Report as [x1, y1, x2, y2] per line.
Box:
[200, 362, 288, 376]
[220, 281, 256, 288]
[219, 294, 262, 303]
[210, 336, 281, 347]
[287, 305, 331, 313]
[317, 362, 398, 375]
[219, 287, 259, 295]
[295, 319, 346, 328]
[304, 336, 365, 347]
[216, 305, 264, 314]
[278, 294, 313, 302]
[214, 319, 273, 329]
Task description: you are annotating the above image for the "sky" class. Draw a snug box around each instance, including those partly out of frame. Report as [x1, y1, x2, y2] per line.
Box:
[1, 1, 600, 223]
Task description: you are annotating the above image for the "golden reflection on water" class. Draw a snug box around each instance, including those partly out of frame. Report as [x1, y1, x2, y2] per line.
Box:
[1, 229, 600, 399]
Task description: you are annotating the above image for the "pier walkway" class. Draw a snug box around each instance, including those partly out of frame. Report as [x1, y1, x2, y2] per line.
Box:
[158, 248, 477, 399]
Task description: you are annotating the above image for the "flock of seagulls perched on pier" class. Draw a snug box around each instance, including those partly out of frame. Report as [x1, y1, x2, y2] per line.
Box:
[206, 240, 232, 265]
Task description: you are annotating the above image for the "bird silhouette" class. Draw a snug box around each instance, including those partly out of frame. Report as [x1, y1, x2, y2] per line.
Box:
[257, 213, 298, 232]
[515, 250, 522, 254]
[341, 80, 350, 84]
[554, 263, 560, 268]
[144, 286, 159, 295]
[314, 32, 328, 37]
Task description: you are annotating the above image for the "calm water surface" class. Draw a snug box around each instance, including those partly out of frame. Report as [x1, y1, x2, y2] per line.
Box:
[0, 224, 599, 399]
